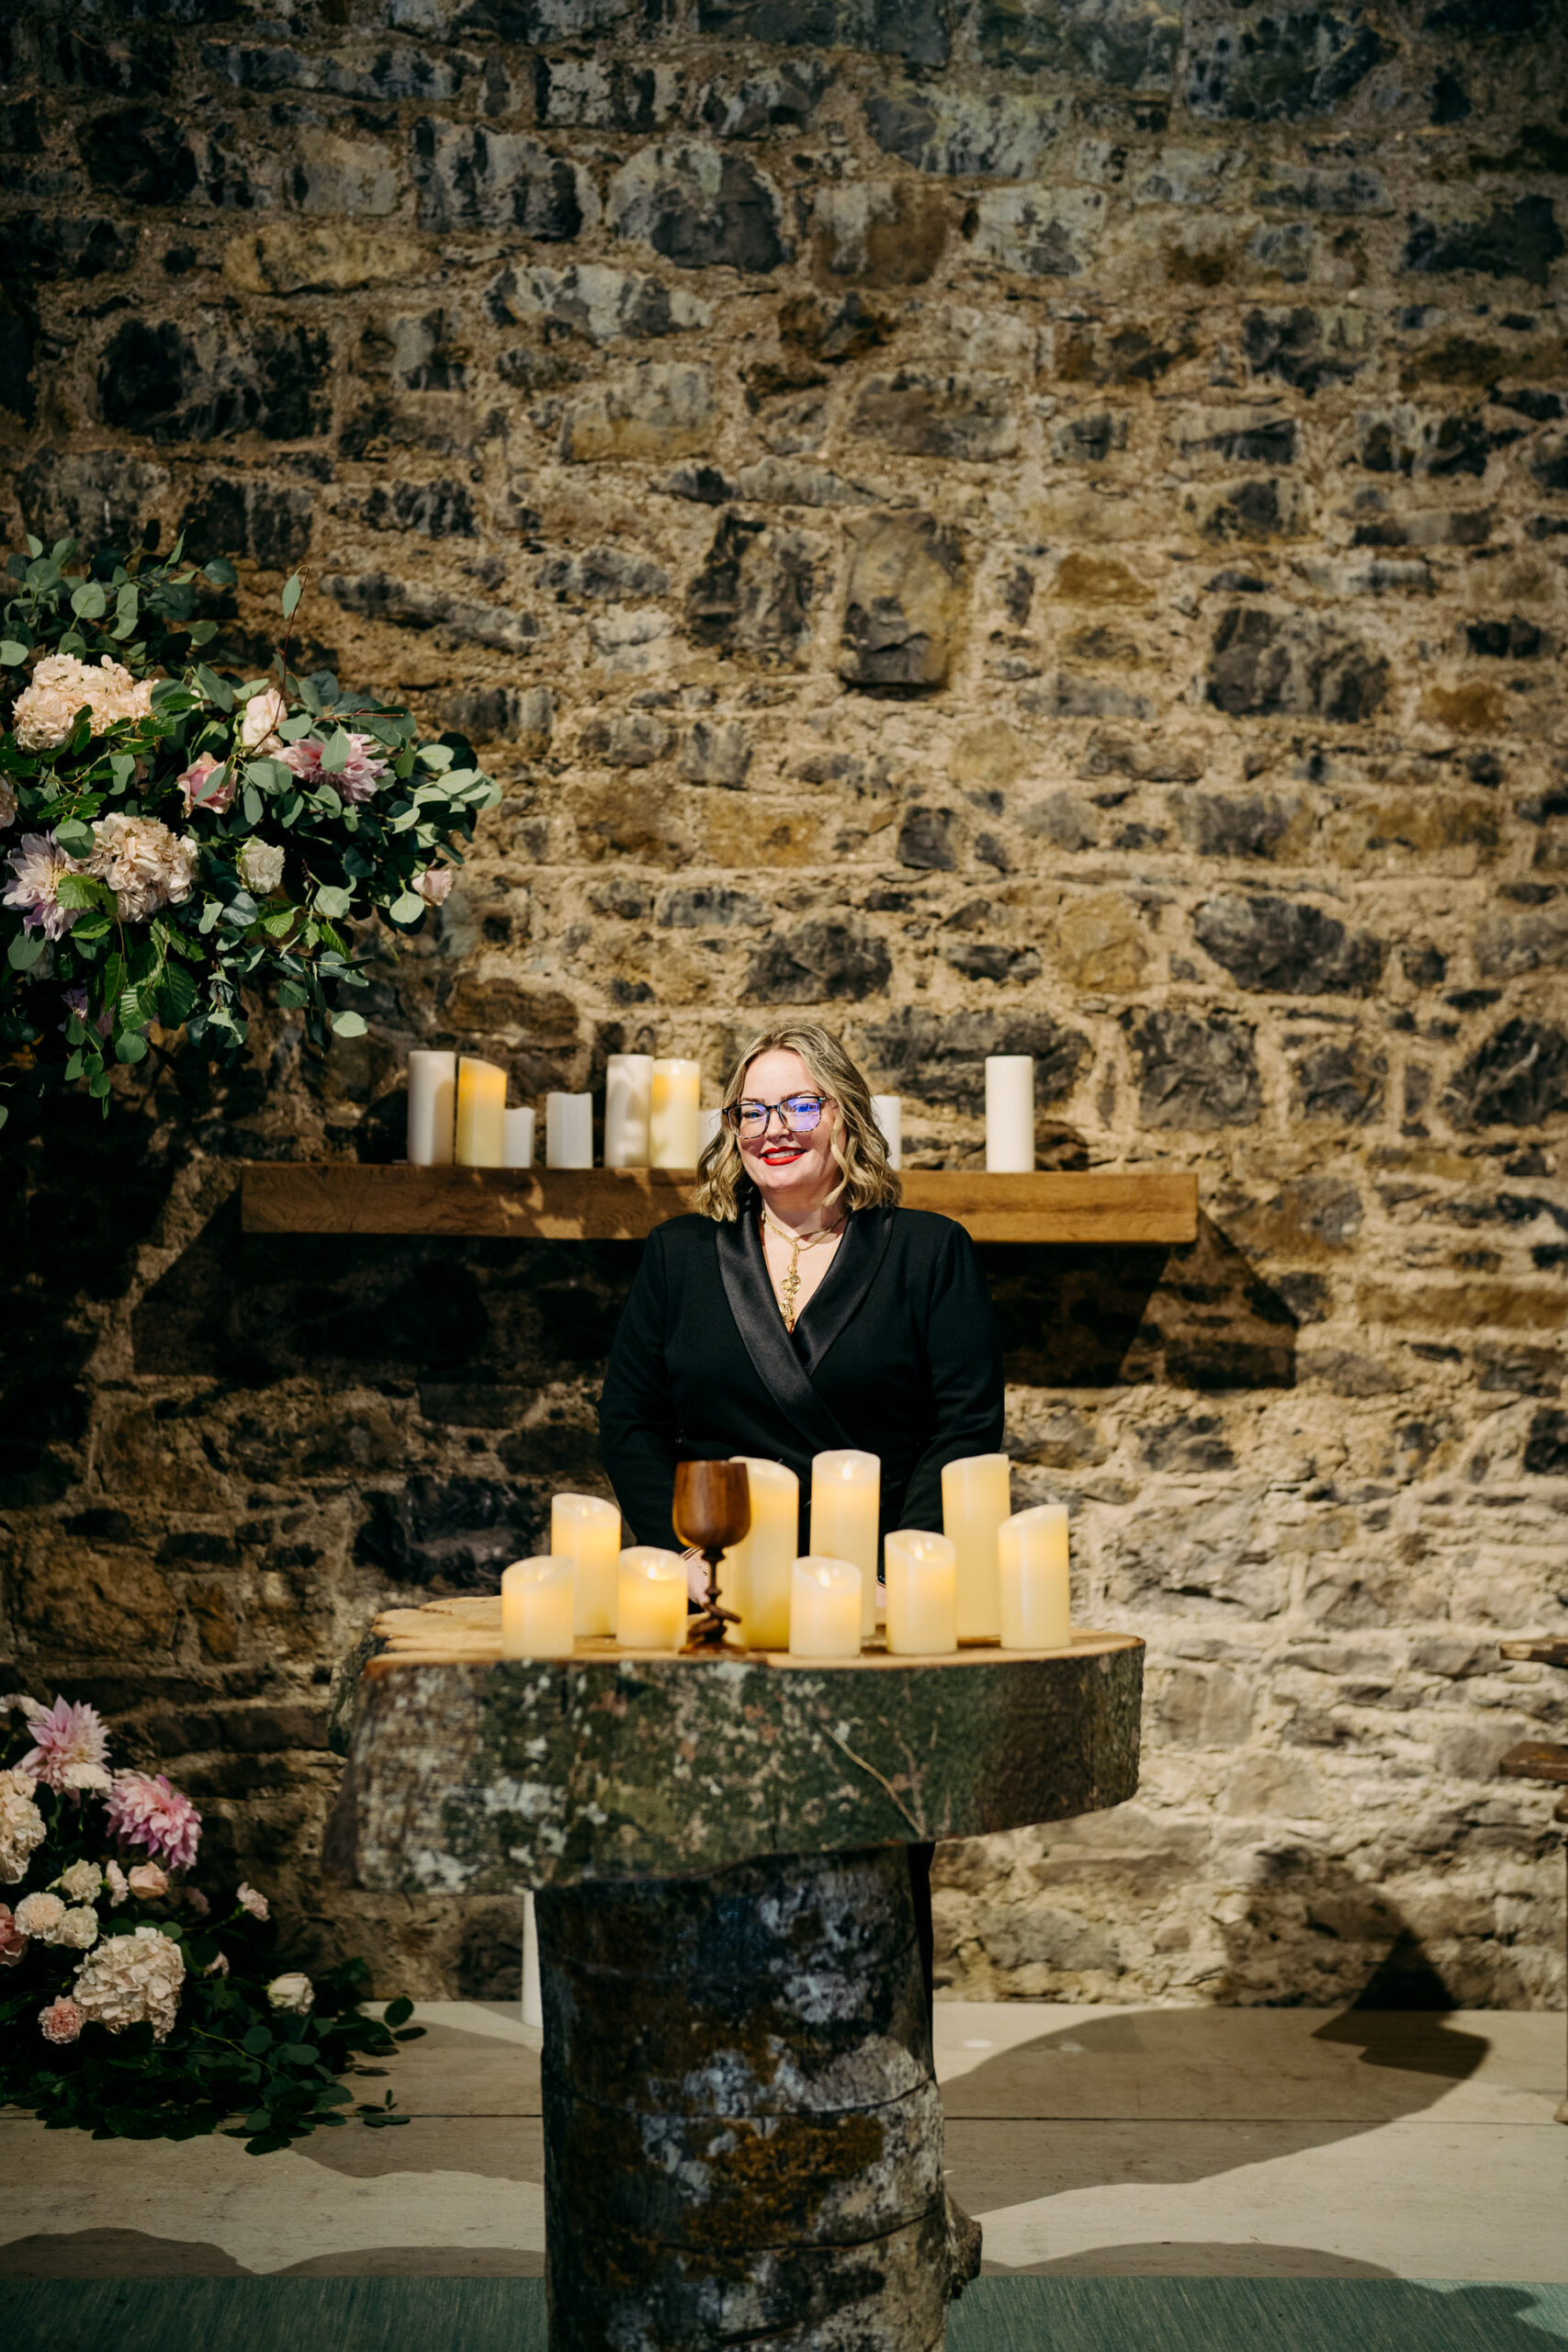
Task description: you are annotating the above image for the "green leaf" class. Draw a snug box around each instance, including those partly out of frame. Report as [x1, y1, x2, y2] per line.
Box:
[319, 730, 350, 775]
[158, 963, 197, 1026]
[194, 663, 234, 714]
[115, 1032, 148, 1065]
[51, 820, 96, 859]
[6, 930, 46, 971]
[382, 1996, 414, 2030]
[387, 892, 424, 923]
[0, 639, 27, 666]
[330, 1009, 367, 1037]
[204, 559, 239, 587]
[313, 885, 353, 920]
[70, 581, 107, 621]
[187, 620, 220, 648]
[243, 785, 263, 827]
[281, 574, 302, 620]
[242, 2025, 272, 2058]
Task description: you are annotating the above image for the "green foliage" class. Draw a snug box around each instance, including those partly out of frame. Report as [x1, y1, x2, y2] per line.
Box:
[0, 541, 501, 1121]
[0, 1707, 414, 2156]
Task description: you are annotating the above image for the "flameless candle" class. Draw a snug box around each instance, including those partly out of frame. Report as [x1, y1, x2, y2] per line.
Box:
[604, 1054, 654, 1169]
[650, 1057, 701, 1168]
[942, 1452, 1011, 1642]
[552, 1493, 622, 1636]
[616, 1546, 688, 1650]
[456, 1056, 506, 1167]
[408, 1049, 457, 1166]
[546, 1092, 593, 1170]
[502, 1555, 575, 1658]
[502, 1106, 535, 1169]
[871, 1093, 902, 1172]
[985, 1055, 1034, 1174]
[885, 1530, 958, 1656]
[723, 1457, 800, 1648]
[998, 1503, 1070, 1649]
[788, 1556, 863, 1658]
[810, 1450, 881, 1638]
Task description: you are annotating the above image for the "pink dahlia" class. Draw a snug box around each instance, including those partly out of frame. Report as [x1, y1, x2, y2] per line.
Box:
[105, 1771, 201, 1872]
[179, 753, 236, 817]
[17, 1695, 111, 1793]
[0, 1904, 28, 1966]
[281, 732, 389, 806]
[39, 1996, 86, 2046]
[2, 831, 85, 941]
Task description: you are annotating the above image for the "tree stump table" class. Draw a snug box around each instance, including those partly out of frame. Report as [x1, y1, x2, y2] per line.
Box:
[326, 1600, 1144, 2350]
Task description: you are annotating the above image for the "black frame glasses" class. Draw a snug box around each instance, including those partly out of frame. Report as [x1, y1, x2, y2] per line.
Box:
[724, 1092, 830, 1139]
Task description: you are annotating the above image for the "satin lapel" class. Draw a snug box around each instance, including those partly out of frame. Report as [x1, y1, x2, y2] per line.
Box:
[795, 1204, 896, 1378]
[713, 1213, 857, 1458]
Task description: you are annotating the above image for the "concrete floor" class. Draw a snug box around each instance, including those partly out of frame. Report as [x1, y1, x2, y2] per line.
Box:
[2, 2002, 1563, 2280]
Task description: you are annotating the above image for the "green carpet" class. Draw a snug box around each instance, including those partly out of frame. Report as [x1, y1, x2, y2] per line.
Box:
[9, 2278, 1568, 2351]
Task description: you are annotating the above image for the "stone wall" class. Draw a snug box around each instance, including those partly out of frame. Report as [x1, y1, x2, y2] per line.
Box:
[3, 0, 1567, 2008]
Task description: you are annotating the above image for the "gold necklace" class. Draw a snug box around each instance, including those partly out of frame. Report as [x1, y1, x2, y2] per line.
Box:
[761, 1204, 844, 1332]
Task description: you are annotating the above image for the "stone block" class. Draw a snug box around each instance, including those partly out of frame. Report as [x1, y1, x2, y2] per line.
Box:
[439, 685, 553, 749]
[1243, 304, 1369, 395]
[696, 0, 947, 65]
[1473, 902, 1568, 978]
[579, 711, 673, 768]
[743, 920, 892, 1003]
[536, 58, 683, 132]
[1056, 896, 1151, 991]
[183, 477, 313, 570]
[1404, 197, 1565, 289]
[560, 360, 716, 460]
[859, 1009, 1090, 1111]
[488, 261, 711, 343]
[849, 369, 1020, 462]
[18, 1546, 178, 1657]
[657, 884, 766, 928]
[538, 547, 671, 600]
[97, 317, 332, 443]
[810, 180, 950, 287]
[412, 120, 595, 238]
[1289, 1034, 1387, 1125]
[78, 104, 198, 204]
[1194, 893, 1384, 995]
[1444, 1019, 1568, 1128]
[1186, 7, 1391, 121]
[897, 806, 960, 869]
[609, 141, 787, 273]
[322, 571, 543, 656]
[694, 63, 829, 139]
[864, 85, 1066, 177]
[679, 719, 752, 786]
[977, 0, 1181, 87]
[967, 187, 1106, 277]
[1206, 607, 1389, 720]
[1256, 164, 1392, 214]
[686, 513, 823, 666]
[1122, 1007, 1261, 1128]
[6, 212, 139, 281]
[1080, 729, 1205, 784]
[1183, 791, 1314, 859]
[289, 133, 398, 219]
[223, 224, 428, 295]
[839, 511, 964, 689]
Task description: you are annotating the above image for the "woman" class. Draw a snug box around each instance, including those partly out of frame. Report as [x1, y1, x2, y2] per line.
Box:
[598, 1021, 1006, 2016]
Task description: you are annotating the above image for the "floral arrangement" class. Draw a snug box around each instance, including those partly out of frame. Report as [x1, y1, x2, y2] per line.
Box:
[0, 1691, 416, 2153]
[0, 535, 500, 1126]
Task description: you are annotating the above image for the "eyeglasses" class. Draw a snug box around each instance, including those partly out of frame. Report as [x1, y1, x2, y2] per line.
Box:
[724, 1093, 829, 1139]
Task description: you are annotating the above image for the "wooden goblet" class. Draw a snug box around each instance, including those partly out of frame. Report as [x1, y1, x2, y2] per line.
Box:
[674, 1459, 751, 1656]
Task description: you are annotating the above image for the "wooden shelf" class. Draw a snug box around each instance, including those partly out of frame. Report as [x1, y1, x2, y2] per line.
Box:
[242, 1163, 1197, 1245]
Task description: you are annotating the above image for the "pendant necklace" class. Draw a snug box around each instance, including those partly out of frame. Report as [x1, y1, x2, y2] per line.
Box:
[761, 1203, 844, 1332]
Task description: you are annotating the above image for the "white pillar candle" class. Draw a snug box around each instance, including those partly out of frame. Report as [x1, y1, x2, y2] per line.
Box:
[884, 1529, 957, 1656]
[455, 1056, 506, 1167]
[604, 1054, 654, 1169]
[998, 1503, 1071, 1649]
[698, 1105, 723, 1156]
[408, 1049, 457, 1166]
[810, 1449, 881, 1638]
[551, 1493, 622, 1635]
[723, 1457, 800, 1649]
[942, 1452, 1011, 1642]
[615, 1546, 688, 1650]
[985, 1055, 1034, 1173]
[522, 1892, 542, 2031]
[788, 1556, 863, 1658]
[871, 1093, 902, 1171]
[650, 1057, 701, 1169]
[501, 1555, 575, 1658]
[502, 1106, 535, 1169]
[546, 1091, 593, 1170]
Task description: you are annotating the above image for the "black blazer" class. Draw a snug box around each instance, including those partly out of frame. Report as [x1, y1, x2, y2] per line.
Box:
[597, 1202, 1005, 1554]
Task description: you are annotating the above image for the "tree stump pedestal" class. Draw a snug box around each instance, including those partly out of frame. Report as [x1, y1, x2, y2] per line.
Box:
[326, 1606, 1144, 2350]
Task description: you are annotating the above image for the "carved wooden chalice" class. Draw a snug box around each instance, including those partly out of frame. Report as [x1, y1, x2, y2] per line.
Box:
[674, 1459, 750, 1656]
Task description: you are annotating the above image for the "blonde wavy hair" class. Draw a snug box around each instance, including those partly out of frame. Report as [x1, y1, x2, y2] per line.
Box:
[694, 1023, 902, 1224]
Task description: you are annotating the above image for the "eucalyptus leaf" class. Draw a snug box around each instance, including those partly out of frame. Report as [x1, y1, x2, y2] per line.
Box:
[319, 730, 350, 775]
[7, 930, 47, 970]
[330, 1008, 367, 1037]
[0, 638, 28, 665]
[243, 784, 263, 827]
[388, 891, 425, 923]
[204, 558, 239, 587]
[314, 886, 353, 920]
[281, 573, 302, 618]
[70, 581, 107, 620]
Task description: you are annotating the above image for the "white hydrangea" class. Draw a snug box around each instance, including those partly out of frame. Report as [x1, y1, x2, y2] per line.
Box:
[56, 1859, 104, 1902]
[15, 1891, 66, 1940]
[57, 1905, 100, 1950]
[87, 813, 199, 924]
[12, 653, 154, 753]
[266, 1972, 314, 2015]
[0, 1770, 47, 1885]
[73, 1923, 186, 2042]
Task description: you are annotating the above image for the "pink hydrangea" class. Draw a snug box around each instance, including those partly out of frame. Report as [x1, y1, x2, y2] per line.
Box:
[281, 733, 390, 806]
[39, 1996, 86, 2046]
[105, 1771, 201, 1872]
[179, 753, 236, 817]
[0, 1904, 28, 1966]
[3, 831, 85, 941]
[17, 1696, 111, 1794]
